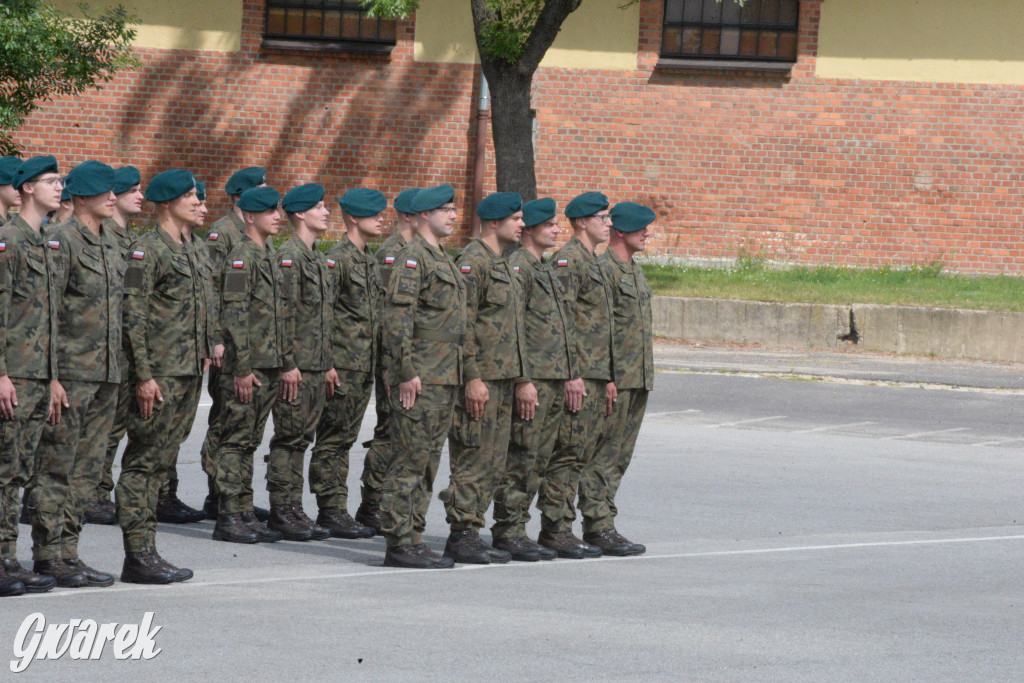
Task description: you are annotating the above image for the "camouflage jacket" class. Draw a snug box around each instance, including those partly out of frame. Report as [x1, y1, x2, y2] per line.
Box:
[50, 217, 125, 383]
[0, 216, 61, 380]
[101, 217, 133, 373]
[376, 231, 409, 291]
[186, 231, 220, 352]
[551, 236, 613, 381]
[220, 236, 293, 377]
[455, 238, 528, 382]
[326, 235, 381, 374]
[383, 234, 465, 386]
[204, 212, 244, 303]
[277, 236, 333, 373]
[600, 249, 654, 391]
[122, 226, 212, 380]
[509, 248, 578, 382]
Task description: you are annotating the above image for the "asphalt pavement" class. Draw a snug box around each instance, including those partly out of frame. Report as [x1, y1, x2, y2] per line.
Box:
[2, 342, 1023, 681]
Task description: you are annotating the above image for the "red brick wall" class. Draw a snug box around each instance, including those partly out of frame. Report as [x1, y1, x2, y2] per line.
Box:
[15, 0, 1024, 274]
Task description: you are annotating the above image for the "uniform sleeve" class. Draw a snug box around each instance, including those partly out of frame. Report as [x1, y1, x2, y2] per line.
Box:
[221, 252, 254, 378]
[382, 250, 421, 383]
[277, 251, 299, 373]
[122, 241, 157, 382]
[206, 230, 232, 304]
[0, 247, 12, 377]
[556, 253, 586, 380]
[198, 248, 222, 348]
[599, 257, 621, 384]
[457, 253, 484, 383]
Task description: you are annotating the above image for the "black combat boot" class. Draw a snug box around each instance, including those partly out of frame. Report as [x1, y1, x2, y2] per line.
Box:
[538, 529, 602, 559]
[148, 548, 193, 582]
[0, 562, 27, 597]
[240, 510, 283, 542]
[445, 528, 508, 565]
[83, 499, 117, 525]
[492, 536, 542, 562]
[64, 558, 115, 587]
[212, 513, 258, 544]
[316, 508, 374, 539]
[355, 500, 384, 535]
[2, 558, 56, 592]
[383, 544, 453, 569]
[267, 506, 314, 541]
[120, 551, 175, 584]
[286, 504, 331, 540]
[583, 529, 638, 557]
[33, 559, 88, 588]
[156, 481, 205, 524]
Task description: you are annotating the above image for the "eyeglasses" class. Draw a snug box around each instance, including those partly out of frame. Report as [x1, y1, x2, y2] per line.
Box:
[34, 177, 64, 187]
[434, 206, 457, 214]
[590, 213, 612, 223]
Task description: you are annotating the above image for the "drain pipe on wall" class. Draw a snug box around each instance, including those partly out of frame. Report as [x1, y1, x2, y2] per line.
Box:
[471, 71, 490, 238]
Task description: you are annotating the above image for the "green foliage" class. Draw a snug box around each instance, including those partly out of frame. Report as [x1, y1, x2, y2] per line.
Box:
[360, 0, 418, 19]
[0, 0, 140, 154]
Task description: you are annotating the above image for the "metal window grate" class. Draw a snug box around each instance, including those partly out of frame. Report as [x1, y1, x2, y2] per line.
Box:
[264, 0, 397, 44]
[661, 0, 798, 62]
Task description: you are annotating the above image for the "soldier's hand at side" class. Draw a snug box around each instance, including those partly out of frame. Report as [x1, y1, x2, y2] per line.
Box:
[465, 377, 489, 420]
[605, 381, 618, 416]
[212, 344, 225, 369]
[399, 376, 421, 410]
[325, 368, 340, 398]
[564, 377, 585, 413]
[280, 368, 302, 402]
[47, 380, 68, 425]
[0, 374, 16, 420]
[137, 378, 164, 420]
[235, 373, 259, 403]
[515, 381, 539, 421]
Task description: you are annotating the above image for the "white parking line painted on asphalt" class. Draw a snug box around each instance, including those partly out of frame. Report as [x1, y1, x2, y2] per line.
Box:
[886, 427, 970, 440]
[646, 409, 701, 419]
[973, 437, 1024, 447]
[791, 421, 877, 434]
[709, 415, 787, 428]
[26, 533, 1024, 599]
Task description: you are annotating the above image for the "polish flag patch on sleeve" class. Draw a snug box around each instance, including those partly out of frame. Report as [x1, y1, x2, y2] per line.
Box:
[48, 240, 60, 250]
[405, 259, 418, 269]
[0, 243, 5, 252]
[281, 259, 292, 267]
[513, 266, 520, 273]
[384, 256, 395, 264]
[232, 260, 244, 269]
[460, 265, 472, 273]
[208, 233, 219, 241]
[556, 258, 569, 267]
[326, 259, 336, 268]
[131, 250, 145, 260]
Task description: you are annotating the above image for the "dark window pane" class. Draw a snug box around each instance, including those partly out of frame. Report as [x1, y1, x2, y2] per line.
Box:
[665, 0, 684, 23]
[286, 9, 303, 35]
[342, 10, 360, 37]
[779, 0, 798, 26]
[683, 0, 702, 22]
[701, 28, 720, 54]
[777, 31, 797, 59]
[758, 30, 777, 57]
[267, 7, 286, 34]
[379, 18, 396, 40]
[740, 0, 761, 25]
[720, 27, 740, 55]
[722, 0, 741, 24]
[663, 27, 682, 53]
[323, 9, 341, 37]
[681, 27, 701, 53]
[306, 11, 323, 36]
[702, 0, 721, 23]
[761, 0, 779, 25]
[739, 30, 758, 55]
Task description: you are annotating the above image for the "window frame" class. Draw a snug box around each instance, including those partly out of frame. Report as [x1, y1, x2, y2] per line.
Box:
[658, 0, 799, 72]
[262, 0, 397, 55]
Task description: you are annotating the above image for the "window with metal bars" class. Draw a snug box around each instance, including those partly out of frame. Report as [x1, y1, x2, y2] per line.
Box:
[263, 1, 397, 53]
[661, 0, 798, 64]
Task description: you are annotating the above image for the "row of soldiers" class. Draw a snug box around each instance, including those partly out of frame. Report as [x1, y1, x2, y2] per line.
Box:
[0, 155, 654, 594]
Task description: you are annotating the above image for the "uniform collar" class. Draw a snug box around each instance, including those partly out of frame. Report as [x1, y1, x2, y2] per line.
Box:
[7, 215, 44, 246]
[155, 224, 187, 253]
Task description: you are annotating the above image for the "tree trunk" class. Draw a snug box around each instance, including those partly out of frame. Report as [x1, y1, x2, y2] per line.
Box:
[483, 60, 537, 199]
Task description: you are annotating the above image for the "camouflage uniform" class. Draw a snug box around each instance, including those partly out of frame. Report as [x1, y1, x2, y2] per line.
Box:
[200, 212, 243, 486]
[0, 217, 60, 560]
[269, 237, 332, 507]
[582, 249, 653, 533]
[32, 217, 123, 561]
[361, 231, 408, 505]
[98, 218, 134, 504]
[116, 226, 212, 552]
[380, 234, 465, 548]
[216, 236, 291, 515]
[550, 236, 615, 530]
[491, 248, 583, 539]
[440, 238, 528, 531]
[310, 235, 380, 510]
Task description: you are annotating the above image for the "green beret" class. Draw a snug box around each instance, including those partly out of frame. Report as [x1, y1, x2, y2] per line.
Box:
[113, 166, 141, 195]
[476, 192, 522, 220]
[195, 181, 206, 201]
[144, 169, 196, 203]
[522, 197, 556, 228]
[225, 166, 266, 196]
[393, 188, 421, 215]
[12, 156, 59, 191]
[0, 156, 22, 185]
[65, 160, 114, 197]
[282, 183, 325, 213]
[339, 188, 387, 217]
[237, 186, 280, 212]
[411, 184, 455, 213]
[60, 181, 70, 202]
[565, 191, 609, 219]
[610, 201, 656, 233]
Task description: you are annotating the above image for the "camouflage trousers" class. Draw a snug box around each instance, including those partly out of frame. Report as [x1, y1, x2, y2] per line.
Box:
[215, 368, 280, 515]
[200, 365, 223, 494]
[492, 378, 585, 539]
[98, 372, 134, 503]
[441, 378, 514, 531]
[30, 380, 118, 561]
[267, 370, 326, 507]
[380, 384, 456, 548]
[116, 376, 202, 553]
[359, 368, 391, 506]
[579, 387, 648, 534]
[0, 378, 49, 560]
[310, 369, 372, 511]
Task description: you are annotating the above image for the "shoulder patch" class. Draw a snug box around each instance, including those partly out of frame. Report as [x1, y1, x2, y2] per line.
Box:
[0, 243, 5, 252]
[556, 259, 569, 267]
[513, 265, 520, 273]
[48, 240, 60, 250]
[384, 256, 395, 264]
[405, 259, 418, 269]
[131, 250, 145, 260]
[224, 271, 248, 293]
[326, 259, 336, 268]
[232, 260, 244, 269]
[281, 259, 292, 267]
[460, 265, 472, 273]
[124, 267, 144, 289]
[208, 233, 219, 241]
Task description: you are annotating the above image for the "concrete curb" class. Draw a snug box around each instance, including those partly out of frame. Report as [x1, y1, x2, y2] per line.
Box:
[653, 297, 1024, 363]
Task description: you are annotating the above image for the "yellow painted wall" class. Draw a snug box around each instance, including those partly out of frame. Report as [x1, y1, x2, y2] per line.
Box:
[414, 0, 640, 71]
[817, 0, 1024, 85]
[52, 0, 241, 52]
